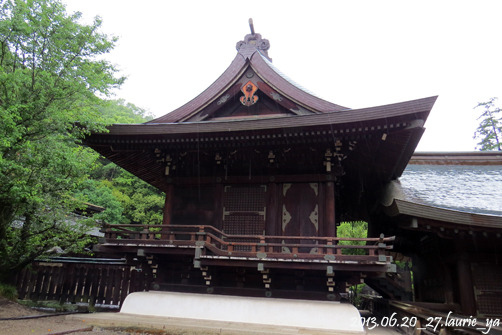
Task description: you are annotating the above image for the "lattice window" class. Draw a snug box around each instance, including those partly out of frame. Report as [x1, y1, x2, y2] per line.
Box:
[476, 294, 502, 316]
[223, 185, 266, 213]
[222, 185, 266, 250]
[472, 263, 502, 290]
[223, 214, 265, 235]
[472, 263, 502, 316]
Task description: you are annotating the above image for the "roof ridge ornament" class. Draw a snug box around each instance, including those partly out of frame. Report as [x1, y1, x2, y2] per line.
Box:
[236, 18, 271, 61]
[249, 17, 255, 35]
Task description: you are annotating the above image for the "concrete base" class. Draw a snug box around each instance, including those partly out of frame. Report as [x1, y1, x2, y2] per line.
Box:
[110, 291, 363, 334]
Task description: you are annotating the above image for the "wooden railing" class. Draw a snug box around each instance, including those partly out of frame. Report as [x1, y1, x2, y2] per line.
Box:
[101, 224, 394, 262]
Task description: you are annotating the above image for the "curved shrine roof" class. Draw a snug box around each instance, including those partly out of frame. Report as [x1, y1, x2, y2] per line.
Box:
[86, 23, 438, 200]
[147, 27, 348, 124]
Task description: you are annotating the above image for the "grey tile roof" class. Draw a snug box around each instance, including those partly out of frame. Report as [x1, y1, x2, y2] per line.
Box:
[398, 164, 502, 216]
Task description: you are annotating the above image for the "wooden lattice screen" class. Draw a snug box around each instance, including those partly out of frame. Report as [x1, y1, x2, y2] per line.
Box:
[222, 185, 266, 251]
[471, 263, 502, 316]
[222, 185, 266, 236]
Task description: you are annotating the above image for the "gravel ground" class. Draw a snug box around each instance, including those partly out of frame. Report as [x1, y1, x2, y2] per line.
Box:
[0, 297, 161, 335]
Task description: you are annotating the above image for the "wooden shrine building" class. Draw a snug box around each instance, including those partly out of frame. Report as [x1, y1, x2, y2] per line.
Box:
[85, 24, 438, 301]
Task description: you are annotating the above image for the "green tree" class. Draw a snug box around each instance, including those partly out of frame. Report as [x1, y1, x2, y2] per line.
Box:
[0, 0, 123, 283]
[98, 99, 154, 124]
[76, 164, 164, 226]
[75, 100, 163, 226]
[337, 221, 368, 255]
[337, 221, 369, 308]
[474, 97, 502, 151]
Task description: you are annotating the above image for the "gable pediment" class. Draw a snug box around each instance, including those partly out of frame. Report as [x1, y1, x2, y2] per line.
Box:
[182, 67, 314, 122]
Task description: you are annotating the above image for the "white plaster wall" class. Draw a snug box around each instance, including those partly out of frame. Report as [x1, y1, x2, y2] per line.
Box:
[121, 291, 364, 333]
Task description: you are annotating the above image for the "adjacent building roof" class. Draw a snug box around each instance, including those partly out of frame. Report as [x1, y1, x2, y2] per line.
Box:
[383, 152, 502, 229]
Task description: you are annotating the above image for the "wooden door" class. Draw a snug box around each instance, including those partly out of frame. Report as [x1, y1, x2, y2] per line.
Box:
[281, 183, 319, 237]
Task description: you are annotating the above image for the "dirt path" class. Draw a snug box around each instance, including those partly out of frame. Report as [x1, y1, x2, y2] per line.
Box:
[0, 298, 143, 335]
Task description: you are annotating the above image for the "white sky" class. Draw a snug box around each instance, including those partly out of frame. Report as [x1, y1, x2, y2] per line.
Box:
[63, 0, 502, 152]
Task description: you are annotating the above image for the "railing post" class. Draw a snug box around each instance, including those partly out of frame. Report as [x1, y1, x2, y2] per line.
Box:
[326, 238, 333, 255]
[377, 233, 387, 262]
[196, 226, 205, 242]
[141, 228, 149, 240]
[336, 238, 343, 256]
[259, 236, 266, 253]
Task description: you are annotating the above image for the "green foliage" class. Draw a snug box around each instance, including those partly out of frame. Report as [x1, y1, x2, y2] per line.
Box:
[76, 164, 164, 225]
[0, 282, 18, 300]
[98, 99, 154, 124]
[76, 179, 125, 224]
[0, 0, 123, 283]
[474, 97, 502, 151]
[74, 99, 164, 226]
[348, 283, 365, 308]
[337, 221, 368, 255]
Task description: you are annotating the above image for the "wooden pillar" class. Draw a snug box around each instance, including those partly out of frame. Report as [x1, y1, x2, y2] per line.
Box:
[213, 183, 224, 230]
[324, 182, 336, 237]
[265, 183, 278, 236]
[457, 257, 476, 315]
[162, 184, 174, 225]
[443, 262, 455, 304]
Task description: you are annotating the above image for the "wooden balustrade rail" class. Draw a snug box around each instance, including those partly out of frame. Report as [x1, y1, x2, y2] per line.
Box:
[101, 224, 394, 261]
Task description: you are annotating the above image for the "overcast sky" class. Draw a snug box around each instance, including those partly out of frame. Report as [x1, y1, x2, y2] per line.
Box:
[63, 0, 502, 152]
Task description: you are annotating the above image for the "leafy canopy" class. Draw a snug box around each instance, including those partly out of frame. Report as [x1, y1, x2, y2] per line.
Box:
[0, 0, 123, 282]
[473, 97, 501, 151]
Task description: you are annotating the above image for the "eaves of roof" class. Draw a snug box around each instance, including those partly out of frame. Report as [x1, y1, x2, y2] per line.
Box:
[386, 198, 502, 229]
[410, 151, 502, 165]
[101, 96, 437, 137]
